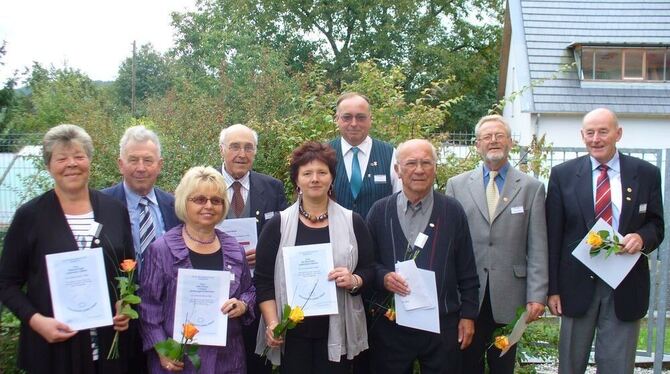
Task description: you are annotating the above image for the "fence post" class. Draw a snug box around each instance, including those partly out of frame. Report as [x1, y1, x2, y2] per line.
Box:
[653, 149, 670, 373]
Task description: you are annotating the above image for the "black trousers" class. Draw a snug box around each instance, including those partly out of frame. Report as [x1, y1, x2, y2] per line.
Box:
[242, 311, 273, 374]
[370, 313, 461, 374]
[280, 333, 352, 374]
[461, 284, 517, 374]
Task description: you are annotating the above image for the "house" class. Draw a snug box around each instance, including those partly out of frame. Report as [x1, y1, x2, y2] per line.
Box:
[499, 0, 670, 149]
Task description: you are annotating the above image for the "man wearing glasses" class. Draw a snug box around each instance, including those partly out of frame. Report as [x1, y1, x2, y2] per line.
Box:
[445, 115, 548, 374]
[218, 123, 287, 374]
[329, 92, 401, 219]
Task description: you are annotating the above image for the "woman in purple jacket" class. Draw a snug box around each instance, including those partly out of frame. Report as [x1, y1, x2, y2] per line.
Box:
[138, 166, 256, 373]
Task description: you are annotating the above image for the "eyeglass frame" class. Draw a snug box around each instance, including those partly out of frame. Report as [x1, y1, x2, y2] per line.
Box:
[188, 195, 226, 206]
[337, 113, 371, 124]
[476, 132, 509, 143]
[225, 143, 256, 153]
[399, 159, 436, 170]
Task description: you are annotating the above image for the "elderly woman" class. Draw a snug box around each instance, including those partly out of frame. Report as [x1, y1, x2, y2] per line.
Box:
[139, 166, 255, 373]
[254, 141, 373, 373]
[0, 124, 135, 373]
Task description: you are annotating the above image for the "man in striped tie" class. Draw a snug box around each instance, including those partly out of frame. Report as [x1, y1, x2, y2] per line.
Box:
[546, 108, 664, 374]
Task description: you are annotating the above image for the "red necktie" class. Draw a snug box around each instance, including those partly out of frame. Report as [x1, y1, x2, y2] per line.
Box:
[232, 181, 244, 217]
[594, 164, 612, 225]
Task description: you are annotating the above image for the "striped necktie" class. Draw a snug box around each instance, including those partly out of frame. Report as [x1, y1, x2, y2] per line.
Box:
[595, 164, 613, 225]
[138, 197, 156, 261]
[350, 146, 362, 199]
[486, 170, 499, 221]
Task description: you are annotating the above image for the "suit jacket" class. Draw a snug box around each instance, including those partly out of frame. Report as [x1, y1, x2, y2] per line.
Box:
[101, 182, 181, 232]
[546, 153, 664, 321]
[446, 166, 548, 324]
[0, 189, 135, 374]
[222, 169, 288, 235]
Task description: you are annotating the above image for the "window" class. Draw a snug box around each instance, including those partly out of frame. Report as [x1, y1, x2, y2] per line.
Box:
[578, 47, 668, 82]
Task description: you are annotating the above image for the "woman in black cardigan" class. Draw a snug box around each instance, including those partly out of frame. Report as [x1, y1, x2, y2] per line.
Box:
[0, 124, 135, 373]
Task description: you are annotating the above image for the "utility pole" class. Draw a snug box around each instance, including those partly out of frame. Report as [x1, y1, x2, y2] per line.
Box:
[131, 40, 136, 117]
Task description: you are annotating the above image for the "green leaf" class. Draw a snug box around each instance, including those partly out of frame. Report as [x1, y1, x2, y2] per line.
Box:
[122, 294, 141, 304]
[121, 304, 139, 319]
[598, 230, 610, 239]
[283, 304, 291, 317]
[187, 351, 201, 371]
[154, 339, 181, 360]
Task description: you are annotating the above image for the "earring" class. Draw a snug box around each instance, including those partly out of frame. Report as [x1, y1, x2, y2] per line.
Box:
[328, 185, 333, 196]
[297, 186, 303, 195]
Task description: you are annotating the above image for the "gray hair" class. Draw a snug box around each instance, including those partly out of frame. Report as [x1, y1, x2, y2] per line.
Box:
[219, 124, 258, 147]
[119, 125, 161, 157]
[474, 114, 512, 138]
[395, 139, 438, 163]
[42, 124, 93, 165]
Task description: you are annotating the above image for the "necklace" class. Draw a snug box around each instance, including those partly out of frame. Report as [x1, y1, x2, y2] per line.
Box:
[184, 226, 216, 244]
[299, 202, 328, 222]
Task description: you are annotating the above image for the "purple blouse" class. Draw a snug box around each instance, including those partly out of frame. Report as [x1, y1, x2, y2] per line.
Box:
[138, 225, 256, 374]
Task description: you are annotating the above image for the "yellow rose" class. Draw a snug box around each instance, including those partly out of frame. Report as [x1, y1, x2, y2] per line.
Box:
[288, 306, 304, 323]
[182, 322, 199, 340]
[384, 308, 396, 321]
[586, 231, 603, 247]
[494, 335, 509, 350]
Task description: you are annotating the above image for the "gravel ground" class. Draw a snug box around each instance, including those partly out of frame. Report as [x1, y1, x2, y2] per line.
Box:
[533, 363, 666, 373]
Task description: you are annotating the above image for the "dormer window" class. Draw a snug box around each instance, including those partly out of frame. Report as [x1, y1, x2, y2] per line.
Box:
[571, 45, 668, 82]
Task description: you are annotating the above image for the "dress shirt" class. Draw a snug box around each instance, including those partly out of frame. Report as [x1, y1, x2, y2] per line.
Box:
[589, 153, 622, 231]
[339, 136, 402, 192]
[482, 162, 509, 193]
[396, 190, 434, 250]
[222, 167, 251, 205]
[123, 182, 165, 255]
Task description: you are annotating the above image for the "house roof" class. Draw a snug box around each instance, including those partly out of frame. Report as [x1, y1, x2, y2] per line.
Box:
[501, 0, 670, 115]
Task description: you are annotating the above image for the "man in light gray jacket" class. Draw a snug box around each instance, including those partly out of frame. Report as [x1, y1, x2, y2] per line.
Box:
[445, 114, 548, 373]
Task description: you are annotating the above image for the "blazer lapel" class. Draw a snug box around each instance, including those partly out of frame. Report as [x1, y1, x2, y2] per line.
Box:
[493, 167, 522, 222]
[248, 172, 265, 224]
[467, 167, 490, 222]
[576, 156, 596, 228]
[618, 154, 638, 233]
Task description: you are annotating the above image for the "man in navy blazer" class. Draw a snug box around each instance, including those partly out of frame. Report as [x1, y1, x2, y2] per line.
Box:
[546, 108, 664, 374]
[102, 125, 181, 261]
[218, 123, 287, 374]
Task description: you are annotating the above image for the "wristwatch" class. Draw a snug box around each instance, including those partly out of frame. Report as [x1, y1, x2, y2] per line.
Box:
[349, 274, 360, 294]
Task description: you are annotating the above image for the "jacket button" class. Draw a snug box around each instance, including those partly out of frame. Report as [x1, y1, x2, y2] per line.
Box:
[489, 242, 493, 246]
[590, 275, 595, 279]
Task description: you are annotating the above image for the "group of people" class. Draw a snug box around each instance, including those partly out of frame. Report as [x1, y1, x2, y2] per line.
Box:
[0, 90, 663, 374]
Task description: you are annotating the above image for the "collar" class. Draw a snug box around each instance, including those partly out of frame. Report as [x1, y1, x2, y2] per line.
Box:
[341, 136, 372, 156]
[222, 167, 251, 190]
[123, 181, 157, 206]
[589, 152, 620, 173]
[398, 189, 434, 214]
[483, 162, 510, 180]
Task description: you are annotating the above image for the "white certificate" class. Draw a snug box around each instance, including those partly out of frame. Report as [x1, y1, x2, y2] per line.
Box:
[395, 268, 440, 334]
[282, 243, 338, 317]
[500, 311, 529, 357]
[217, 217, 258, 274]
[173, 268, 231, 346]
[395, 260, 432, 310]
[571, 218, 640, 289]
[45, 247, 113, 331]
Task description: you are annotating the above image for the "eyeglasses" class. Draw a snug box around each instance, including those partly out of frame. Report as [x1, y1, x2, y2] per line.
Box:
[188, 195, 226, 206]
[226, 143, 256, 153]
[338, 114, 370, 124]
[477, 133, 508, 142]
[401, 159, 435, 170]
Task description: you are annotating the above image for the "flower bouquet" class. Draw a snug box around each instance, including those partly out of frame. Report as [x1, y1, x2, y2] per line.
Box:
[107, 259, 141, 359]
[154, 322, 201, 371]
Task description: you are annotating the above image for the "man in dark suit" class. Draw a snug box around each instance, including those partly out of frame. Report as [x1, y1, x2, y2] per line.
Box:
[367, 139, 479, 374]
[329, 92, 401, 218]
[102, 125, 180, 265]
[446, 115, 547, 374]
[218, 123, 287, 373]
[546, 108, 664, 374]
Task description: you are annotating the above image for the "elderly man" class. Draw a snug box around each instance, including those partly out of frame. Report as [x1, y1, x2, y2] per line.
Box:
[367, 139, 479, 374]
[546, 108, 664, 374]
[329, 92, 401, 218]
[446, 115, 548, 373]
[103, 125, 180, 266]
[218, 123, 287, 373]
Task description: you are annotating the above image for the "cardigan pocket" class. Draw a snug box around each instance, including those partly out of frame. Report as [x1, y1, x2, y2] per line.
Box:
[513, 265, 527, 278]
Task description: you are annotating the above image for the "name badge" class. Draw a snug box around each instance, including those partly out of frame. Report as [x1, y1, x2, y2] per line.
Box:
[374, 174, 387, 184]
[264, 212, 275, 220]
[639, 203, 647, 213]
[88, 221, 102, 237]
[511, 206, 524, 215]
[414, 232, 429, 249]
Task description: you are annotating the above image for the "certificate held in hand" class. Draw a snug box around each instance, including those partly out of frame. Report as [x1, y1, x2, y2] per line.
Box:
[282, 243, 338, 317]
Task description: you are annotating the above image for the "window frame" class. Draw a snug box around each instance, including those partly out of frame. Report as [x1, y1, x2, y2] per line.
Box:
[575, 46, 668, 82]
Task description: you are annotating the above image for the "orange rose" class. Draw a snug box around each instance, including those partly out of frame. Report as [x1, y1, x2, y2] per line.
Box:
[182, 323, 199, 340]
[120, 259, 137, 272]
[384, 308, 396, 321]
[494, 335, 509, 350]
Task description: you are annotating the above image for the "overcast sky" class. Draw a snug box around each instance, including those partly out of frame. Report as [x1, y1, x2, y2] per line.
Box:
[0, 0, 195, 83]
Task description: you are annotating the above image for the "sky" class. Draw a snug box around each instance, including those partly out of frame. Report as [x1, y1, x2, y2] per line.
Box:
[0, 0, 195, 83]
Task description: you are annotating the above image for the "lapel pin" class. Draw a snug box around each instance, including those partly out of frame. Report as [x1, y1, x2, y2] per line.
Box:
[626, 197, 631, 201]
[370, 161, 378, 167]
[256, 210, 260, 216]
[94, 239, 100, 245]
[627, 187, 632, 193]
[429, 223, 435, 228]
[503, 197, 508, 202]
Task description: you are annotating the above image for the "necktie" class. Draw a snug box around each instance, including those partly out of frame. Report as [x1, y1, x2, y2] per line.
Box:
[232, 181, 244, 217]
[595, 164, 613, 225]
[350, 147, 362, 199]
[138, 197, 156, 261]
[486, 170, 499, 221]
